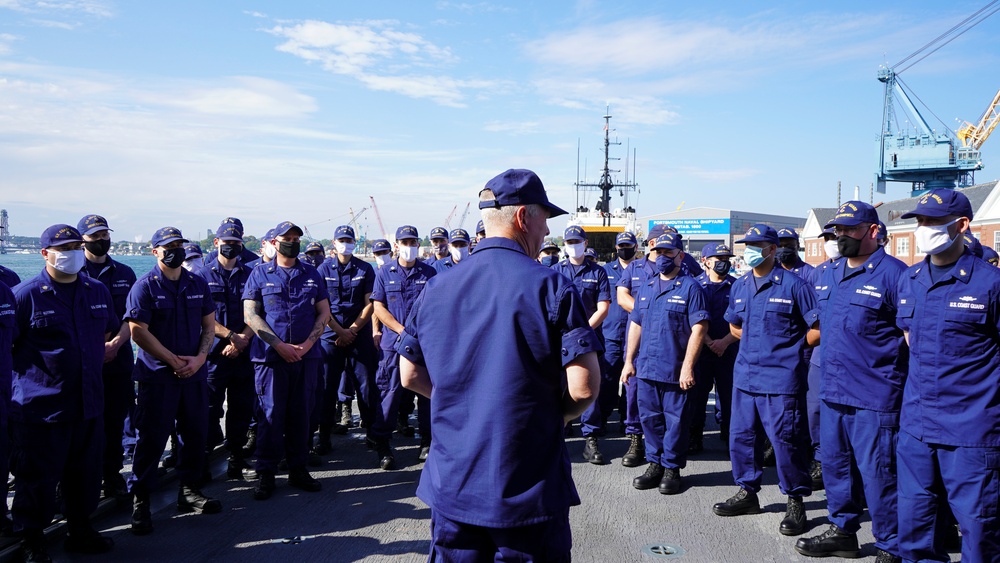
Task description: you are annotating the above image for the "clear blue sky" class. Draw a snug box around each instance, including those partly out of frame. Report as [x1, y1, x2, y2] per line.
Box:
[1, 0, 998, 242]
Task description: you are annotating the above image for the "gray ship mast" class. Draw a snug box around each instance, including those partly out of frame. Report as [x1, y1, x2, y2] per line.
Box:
[574, 108, 638, 227]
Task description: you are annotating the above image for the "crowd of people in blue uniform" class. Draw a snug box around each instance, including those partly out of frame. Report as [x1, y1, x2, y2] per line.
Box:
[0, 168, 998, 562]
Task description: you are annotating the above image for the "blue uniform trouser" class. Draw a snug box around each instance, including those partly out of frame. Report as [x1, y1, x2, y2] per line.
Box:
[581, 355, 618, 437]
[637, 379, 690, 469]
[692, 350, 735, 437]
[207, 354, 255, 456]
[128, 379, 209, 495]
[428, 509, 571, 563]
[102, 365, 133, 478]
[11, 417, 102, 532]
[371, 350, 402, 441]
[621, 359, 643, 436]
[253, 358, 319, 473]
[897, 430, 1000, 563]
[730, 388, 811, 496]
[820, 402, 899, 555]
[806, 361, 822, 457]
[318, 336, 377, 431]
[0, 393, 9, 521]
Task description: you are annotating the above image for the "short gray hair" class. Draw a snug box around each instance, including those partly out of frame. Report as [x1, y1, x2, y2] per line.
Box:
[479, 189, 544, 233]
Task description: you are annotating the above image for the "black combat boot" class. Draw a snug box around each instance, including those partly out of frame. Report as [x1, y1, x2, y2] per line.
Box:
[779, 495, 806, 536]
[712, 488, 762, 516]
[621, 434, 645, 467]
[794, 524, 860, 558]
[658, 468, 681, 495]
[582, 436, 604, 465]
[130, 494, 153, 535]
[632, 462, 665, 490]
[253, 471, 276, 501]
[177, 485, 222, 514]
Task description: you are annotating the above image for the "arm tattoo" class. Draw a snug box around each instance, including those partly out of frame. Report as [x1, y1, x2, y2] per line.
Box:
[308, 316, 325, 342]
[244, 299, 281, 346]
[197, 323, 214, 355]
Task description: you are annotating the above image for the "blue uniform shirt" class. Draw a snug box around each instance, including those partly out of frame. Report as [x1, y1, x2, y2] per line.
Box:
[317, 256, 375, 341]
[783, 259, 815, 282]
[630, 275, 709, 383]
[370, 259, 436, 352]
[0, 265, 20, 289]
[0, 282, 15, 407]
[725, 266, 818, 395]
[194, 258, 254, 356]
[126, 265, 215, 382]
[694, 271, 738, 341]
[242, 260, 327, 363]
[814, 248, 907, 411]
[396, 237, 602, 528]
[896, 249, 1000, 447]
[12, 269, 117, 423]
[432, 257, 465, 274]
[602, 259, 630, 344]
[83, 257, 137, 373]
[552, 259, 610, 323]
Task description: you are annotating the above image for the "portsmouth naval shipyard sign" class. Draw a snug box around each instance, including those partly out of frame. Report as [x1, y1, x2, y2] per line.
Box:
[649, 218, 730, 235]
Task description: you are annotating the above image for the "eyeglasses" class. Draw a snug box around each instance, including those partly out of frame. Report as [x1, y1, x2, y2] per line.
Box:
[832, 224, 870, 236]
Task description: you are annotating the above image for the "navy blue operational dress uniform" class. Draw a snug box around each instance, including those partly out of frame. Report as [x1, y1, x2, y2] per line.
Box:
[714, 224, 818, 537]
[432, 228, 470, 273]
[623, 233, 709, 495]
[0, 264, 20, 289]
[424, 226, 449, 267]
[77, 214, 138, 501]
[370, 225, 436, 469]
[314, 225, 377, 453]
[690, 243, 739, 452]
[776, 228, 815, 281]
[794, 202, 907, 561]
[893, 190, 1000, 562]
[0, 279, 13, 536]
[10, 224, 117, 558]
[603, 232, 640, 460]
[371, 238, 392, 269]
[194, 221, 257, 480]
[396, 168, 601, 562]
[538, 239, 560, 266]
[202, 217, 260, 266]
[125, 226, 221, 534]
[242, 221, 330, 500]
[552, 225, 611, 464]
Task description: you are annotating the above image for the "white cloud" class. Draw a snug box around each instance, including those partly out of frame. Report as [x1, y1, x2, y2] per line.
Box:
[0, 33, 17, 55]
[434, 2, 513, 14]
[483, 120, 540, 134]
[0, 0, 112, 18]
[150, 77, 319, 118]
[266, 19, 497, 107]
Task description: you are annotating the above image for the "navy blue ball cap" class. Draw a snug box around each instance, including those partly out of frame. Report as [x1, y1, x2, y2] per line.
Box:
[963, 232, 984, 258]
[40, 224, 83, 248]
[776, 228, 799, 240]
[262, 228, 275, 241]
[480, 169, 568, 217]
[653, 233, 682, 251]
[735, 224, 779, 245]
[151, 226, 188, 248]
[825, 201, 879, 229]
[395, 225, 418, 241]
[585, 247, 597, 258]
[476, 220, 485, 235]
[77, 214, 112, 236]
[900, 189, 974, 221]
[564, 225, 587, 241]
[821, 226, 837, 238]
[876, 221, 887, 240]
[372, 239, 391, 253]
[305, 241, 324, 254]
[983, 245, 999, 263]
[540, 239, 559, 252]
[429, 226, 448, 240]
[646, 224, 667, 243]
[221, 217, 244, 229]
[273, 221, 303, 238]
[216, 222, 243, 242]
[183, 242, 203, 260]
[334, 225, 356, 241]
[615, 231, 637, 246]
[449, 229, 470, 244]
[702, 242, 734, 258]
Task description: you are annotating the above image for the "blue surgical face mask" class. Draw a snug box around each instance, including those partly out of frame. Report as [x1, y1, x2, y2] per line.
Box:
[540, 255, 558, 267]
[655, 254, 677, 276]
[743, 246, 768, 268]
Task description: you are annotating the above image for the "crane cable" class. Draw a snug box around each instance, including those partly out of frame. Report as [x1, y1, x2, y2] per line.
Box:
[895, 1, 1000, 74]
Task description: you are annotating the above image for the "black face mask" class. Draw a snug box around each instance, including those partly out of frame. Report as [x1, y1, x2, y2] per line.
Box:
[277, 241, 300, 258]
[219, 243, 242, 259]
[775, 247, 798, 266]
[837, 235, 863, 258]
[305, 253, 324, 267]
[616, 247, 636, 261]
[85, 238, 111, 257]
[160, 247, 185, 269]
[712, 260, 731, 276]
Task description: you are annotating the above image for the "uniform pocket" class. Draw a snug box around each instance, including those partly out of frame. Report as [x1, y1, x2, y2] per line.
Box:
[984, 451, 1000, 519]
[847, 293, 880, 335]
[764, 301, 794, 337]
[876, 411, 900, 478]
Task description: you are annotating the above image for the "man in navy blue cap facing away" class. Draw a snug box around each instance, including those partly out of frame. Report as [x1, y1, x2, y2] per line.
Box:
[713, 223, 818, 537]
[78, 214, 138, 501]
[370, 225, 436, 469]
[795, 201, 907, 562]
[194, 221, 257, 481]
[622, 232, 709, 495]
[893, 189, 1000, 562]
[243, 221, 330, 500]
[553, 225, 611, 464]
[125, 226, 221, 535]
[10, 224, 117, 559]
[398, 168, 601, 561]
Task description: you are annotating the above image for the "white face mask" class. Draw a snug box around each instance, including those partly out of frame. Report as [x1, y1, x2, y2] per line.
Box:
[263, 243, 276, 259]
[335, 241, 355, 256]
[823, 240, 842, 261]
[398, 245, 419, 262]
[375, 253, 390, 267]
[914, 219, 960, 255]
[565, 242, 586, 259]
[48, 249, 85, 275]
[450, 246, 469, 262]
